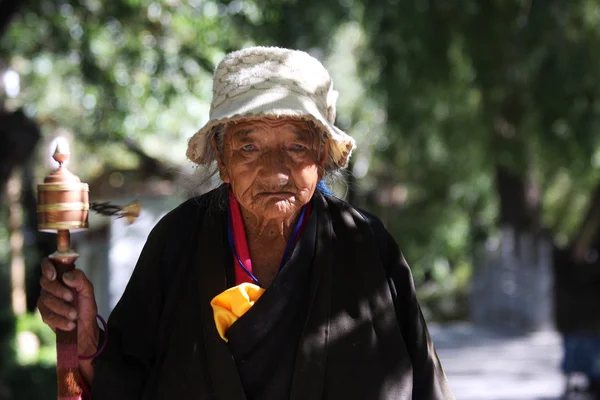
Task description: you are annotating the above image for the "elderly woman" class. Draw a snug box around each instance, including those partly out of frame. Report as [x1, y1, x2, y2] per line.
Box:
[38, 47, 453, 399]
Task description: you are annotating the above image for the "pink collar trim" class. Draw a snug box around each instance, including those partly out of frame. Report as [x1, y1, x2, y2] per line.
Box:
[228, 190, 312, 286]
[229, 191, 255, 286]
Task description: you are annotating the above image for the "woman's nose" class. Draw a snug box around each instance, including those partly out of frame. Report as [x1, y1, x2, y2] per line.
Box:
[260, 150, 290, 185]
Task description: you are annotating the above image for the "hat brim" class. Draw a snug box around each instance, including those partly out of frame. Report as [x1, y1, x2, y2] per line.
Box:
[186, 88, 355, 168]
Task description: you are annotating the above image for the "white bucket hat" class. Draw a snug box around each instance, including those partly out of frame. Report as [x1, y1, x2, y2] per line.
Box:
[186, 46, 356, 169]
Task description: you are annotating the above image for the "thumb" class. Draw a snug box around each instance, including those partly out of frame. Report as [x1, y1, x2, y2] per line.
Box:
[62, 269, 94, 297]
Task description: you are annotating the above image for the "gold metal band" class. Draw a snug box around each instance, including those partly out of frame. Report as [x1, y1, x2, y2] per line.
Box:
[38, 221, 88, 230]
[37, 183, 89, 192]
[37, 202, 90, 212]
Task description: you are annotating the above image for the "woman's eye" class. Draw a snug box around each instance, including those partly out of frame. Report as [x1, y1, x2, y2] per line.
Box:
[241, 144, 256, 152]
[291, 143, 307, 151]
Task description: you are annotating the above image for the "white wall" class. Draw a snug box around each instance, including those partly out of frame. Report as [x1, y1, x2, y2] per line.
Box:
[75, 195, 184, 318]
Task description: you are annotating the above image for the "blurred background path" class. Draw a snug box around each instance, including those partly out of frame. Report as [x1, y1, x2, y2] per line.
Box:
[430, 324, 565, 400]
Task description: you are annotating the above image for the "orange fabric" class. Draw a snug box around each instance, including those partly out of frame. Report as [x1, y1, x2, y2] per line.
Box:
[210, 282, 266, 342]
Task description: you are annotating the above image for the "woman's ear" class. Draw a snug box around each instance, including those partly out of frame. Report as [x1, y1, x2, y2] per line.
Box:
[211, 136, 230, 183]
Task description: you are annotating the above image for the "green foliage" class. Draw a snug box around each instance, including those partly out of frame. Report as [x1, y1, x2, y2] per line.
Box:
[419, 259, 472, 322]
[353, 0, 600, 288]
[4, 0, 600, 322]
[1, 0, 256, 179]
[0, 313, 57, 399]
[4, 364, 56, 400]
[15, 312, 56, 366]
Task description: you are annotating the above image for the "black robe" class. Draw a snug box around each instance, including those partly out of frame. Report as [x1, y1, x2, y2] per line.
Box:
[91, 187, 454, 399]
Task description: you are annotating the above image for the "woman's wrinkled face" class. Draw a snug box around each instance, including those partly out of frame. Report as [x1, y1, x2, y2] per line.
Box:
[216, 118, 328, 221]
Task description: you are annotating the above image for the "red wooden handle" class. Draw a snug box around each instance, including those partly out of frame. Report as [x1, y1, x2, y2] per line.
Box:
[50, 257, 82, 400]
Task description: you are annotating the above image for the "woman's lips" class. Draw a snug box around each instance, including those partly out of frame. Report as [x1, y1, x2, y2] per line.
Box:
[256, 191, 294, 197]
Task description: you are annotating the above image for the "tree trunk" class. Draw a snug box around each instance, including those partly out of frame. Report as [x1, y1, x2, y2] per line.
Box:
[495, 164, 541, 235]
[470, 106, 553, 331]
[22, 160, 52, 312]
[570, 182, 600, 263]
[0, 208, 15, 400]
[7, 171, 25, 316]
[0, 110, 41, 203]
[470, 224, 554, 331]
[0, 110, 40, 395]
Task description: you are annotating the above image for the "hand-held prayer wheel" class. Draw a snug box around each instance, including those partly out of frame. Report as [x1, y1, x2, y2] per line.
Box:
[38, 142, 88, 400]
[37, 140, 141, 400]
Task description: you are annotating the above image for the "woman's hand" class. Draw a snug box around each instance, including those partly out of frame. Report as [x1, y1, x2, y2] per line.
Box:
[37, 258, 100, 358]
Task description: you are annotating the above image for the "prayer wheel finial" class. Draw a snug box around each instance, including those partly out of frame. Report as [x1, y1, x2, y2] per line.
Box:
[53, 138, 70, 164]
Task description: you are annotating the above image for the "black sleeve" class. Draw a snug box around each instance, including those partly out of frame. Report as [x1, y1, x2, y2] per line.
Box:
[366, 214, 455, 400]
[90, 209, 177, 399]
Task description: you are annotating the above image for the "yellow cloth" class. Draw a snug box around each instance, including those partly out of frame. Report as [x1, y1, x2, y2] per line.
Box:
[210, 282, 266, 342]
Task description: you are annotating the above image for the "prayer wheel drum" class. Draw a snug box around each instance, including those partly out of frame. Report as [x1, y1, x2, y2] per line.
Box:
[38, 148, 89, 233]
[37, 169, 89, 233]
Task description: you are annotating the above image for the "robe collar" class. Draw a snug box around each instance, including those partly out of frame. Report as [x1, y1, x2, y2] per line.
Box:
[193, 190, 331, 400]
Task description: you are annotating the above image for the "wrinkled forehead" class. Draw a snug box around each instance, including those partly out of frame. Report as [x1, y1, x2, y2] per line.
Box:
[227, 118, 323, 143]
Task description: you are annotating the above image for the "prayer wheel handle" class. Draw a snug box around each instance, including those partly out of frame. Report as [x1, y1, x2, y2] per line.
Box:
[37, 139, 140, 400]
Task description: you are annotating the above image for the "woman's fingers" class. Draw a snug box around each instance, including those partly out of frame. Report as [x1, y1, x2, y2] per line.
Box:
[38, 259, 99, 340]
[39, 259, 82, 331]
[62, 269, 95, 298]
[40, 274, 74, 302]
[37, 301, 76, 331]
[41, 258, 57, 281]
[38, 289, 78, 321]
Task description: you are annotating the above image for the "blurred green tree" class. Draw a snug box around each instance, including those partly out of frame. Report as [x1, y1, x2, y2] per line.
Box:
[1, 0, 600, 337]
[354, 0, 600, 321]
[229, 0, 600, 318]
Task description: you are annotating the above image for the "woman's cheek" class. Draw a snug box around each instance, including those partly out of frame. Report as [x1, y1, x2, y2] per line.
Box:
[235, 152, 258, 164]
